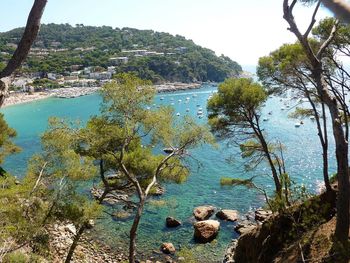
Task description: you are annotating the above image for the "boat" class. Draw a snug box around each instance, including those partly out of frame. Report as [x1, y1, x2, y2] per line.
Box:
[160, 97, 164, 100]
[295, 122, 301, 127]
[310, 116, 315, 120]
[178, 99, 182, 103]
[171, 102, 174, 105]
[186, 97, 190, 100]
[176, 113, 180, 116]
[263, 118, 268, 121]
[186, 108, 190, 112]
[146, 106, 151, 110]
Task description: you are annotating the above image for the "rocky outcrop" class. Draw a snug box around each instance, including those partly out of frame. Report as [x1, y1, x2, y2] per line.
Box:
[234, 220, 256, 235]
[232, 190, 336, 263]
[193, 219, 220, 243]
[160, 242, 176, 254]
[223, 239, 238, 263]
[216, 209, 239, 222]
[166, 217, 181, 227]
[91, 187, 128, 205]
[193, 205, 215, 221]
[254, 208, 272, 222]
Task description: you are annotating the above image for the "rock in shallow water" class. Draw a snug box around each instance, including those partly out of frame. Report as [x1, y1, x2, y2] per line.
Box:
[166, 217, 182, 227]
[160, 242, 176, 254]
[193, 219, 220, 243]
[193, 205, 215, 221]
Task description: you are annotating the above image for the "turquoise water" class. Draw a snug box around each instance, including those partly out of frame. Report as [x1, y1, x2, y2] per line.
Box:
[0, 85, 336, 262]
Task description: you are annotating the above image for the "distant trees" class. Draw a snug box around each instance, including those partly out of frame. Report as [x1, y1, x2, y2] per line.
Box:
[207, 78, 290, 208]
[0, 23, 242, 83]
[283, 0, 350, 253]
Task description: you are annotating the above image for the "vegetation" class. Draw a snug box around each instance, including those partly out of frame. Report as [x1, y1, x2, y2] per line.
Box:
[0, 24, 242, 83]
[208, 78, 291, 209]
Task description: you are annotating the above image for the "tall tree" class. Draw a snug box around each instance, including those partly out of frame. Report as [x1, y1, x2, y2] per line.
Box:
[257, 42, 332, 192]
[283, 0, 349, 251]
[207, 78, 289, 206]
[41, 73, 214, 263]
[0, 0, 47, 107]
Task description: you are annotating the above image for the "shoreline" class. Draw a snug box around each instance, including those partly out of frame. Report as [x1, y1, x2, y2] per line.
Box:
[2, 82, 210, 108]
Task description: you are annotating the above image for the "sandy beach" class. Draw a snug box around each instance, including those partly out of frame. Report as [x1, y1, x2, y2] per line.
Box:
[1, 82, 206, 108]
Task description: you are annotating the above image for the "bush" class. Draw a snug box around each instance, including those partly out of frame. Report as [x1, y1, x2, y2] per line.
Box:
[3, 252, 28, 263]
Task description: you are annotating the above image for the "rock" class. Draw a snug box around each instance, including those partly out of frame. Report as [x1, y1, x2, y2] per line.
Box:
[64, 223, 77, 235]
[178, 256, 186, 262]
[193, 219, 220, 243]
[160, 242, 176, 254]
[166, 217, 182, 227]
[86, 219, 95, 229]
[223, 239, 238, 263]
[193, 205, 215, 221]
[234, 220, 256, 235]
[153, 184, 165, 196]
[216, 209, 239, 222]
[255, 208, 272, 222]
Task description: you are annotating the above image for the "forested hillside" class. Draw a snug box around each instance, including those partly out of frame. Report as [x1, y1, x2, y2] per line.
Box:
[0, 24, 242, 83]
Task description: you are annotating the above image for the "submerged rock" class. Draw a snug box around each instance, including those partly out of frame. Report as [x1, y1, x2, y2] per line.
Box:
[160, 242, 176, 254]
[166, 217, 181, 227]
[193, 219, 220, 243]
[216, 209, 239, 222]
[193, 205, 215, 221]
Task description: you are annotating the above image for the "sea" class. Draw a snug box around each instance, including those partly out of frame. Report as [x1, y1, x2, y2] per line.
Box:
[0, 84, 336, 262]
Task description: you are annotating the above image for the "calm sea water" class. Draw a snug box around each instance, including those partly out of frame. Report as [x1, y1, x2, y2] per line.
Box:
[0, 85, 336, 262]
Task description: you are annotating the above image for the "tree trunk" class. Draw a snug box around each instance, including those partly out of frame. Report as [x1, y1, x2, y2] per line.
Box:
[129, 196, 146, 263]
[64, 224, 87, 263]
[315, 72, 349, 245]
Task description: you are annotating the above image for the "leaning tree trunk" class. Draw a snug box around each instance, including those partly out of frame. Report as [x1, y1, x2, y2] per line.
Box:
[64, 224, 87, 263]
[129, 197, 146, 263]
[0, 0, 47, 107]
[315, 71, 349, 245]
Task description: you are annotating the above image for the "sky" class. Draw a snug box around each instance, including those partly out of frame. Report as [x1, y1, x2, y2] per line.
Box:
[0, 0, 334, 69]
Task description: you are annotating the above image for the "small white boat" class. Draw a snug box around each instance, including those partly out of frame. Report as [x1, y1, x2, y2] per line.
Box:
[146, 106, 151, 110]
[171, 102, 175, 105]
[295, 122, 301, 127]
[160, 97, 164, 100]
[176, 113, 180, 116]
[186, 108, 190, 112]
[310, 116, 315, 120]
[186, 97, 190, 100]
[263, 118, 268, 121]
[198, 107, 203, 111]
[178, 99, 182, 103]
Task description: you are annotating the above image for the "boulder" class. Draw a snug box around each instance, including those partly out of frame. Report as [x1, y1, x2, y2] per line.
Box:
[193, 220, 220, 243]
[160, 242, 176, 254]
[255, 208, 272, 222]
[64, 223, 77, 235]
[166, 217, 181, 227]
[216, 209, 239, 222]
[193, 205, 215, 221]
[234, 220, 257, 235]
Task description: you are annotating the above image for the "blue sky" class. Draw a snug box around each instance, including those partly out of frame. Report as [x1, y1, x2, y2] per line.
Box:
[1, 0, 332, 67]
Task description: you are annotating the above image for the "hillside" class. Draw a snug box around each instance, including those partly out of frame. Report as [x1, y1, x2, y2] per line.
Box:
[0, 24, 242, 83]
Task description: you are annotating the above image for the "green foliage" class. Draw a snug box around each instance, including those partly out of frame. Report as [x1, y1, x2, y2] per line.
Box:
[177, 247, 198, 263]
[0, 113, 21, 165]
[220, 177, 255, 188]
[2, 252, 28, 263]
[0, 24, 242, 82]
[288, 107, 315, 119]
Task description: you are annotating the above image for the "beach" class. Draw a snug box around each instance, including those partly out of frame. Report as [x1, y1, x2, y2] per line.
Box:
[2, 82, 206, 108]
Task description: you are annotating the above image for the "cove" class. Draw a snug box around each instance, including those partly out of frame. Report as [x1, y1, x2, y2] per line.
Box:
[0, 84, 336, 262]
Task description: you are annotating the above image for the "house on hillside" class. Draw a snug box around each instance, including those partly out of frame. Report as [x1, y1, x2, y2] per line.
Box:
[109, 57, 128, 65]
